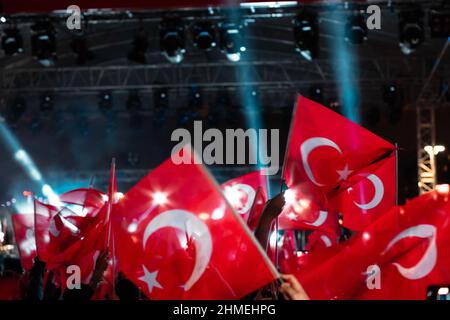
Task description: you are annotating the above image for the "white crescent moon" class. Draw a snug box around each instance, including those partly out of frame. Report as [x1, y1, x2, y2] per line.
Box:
[304, 210, 328, 227]
[232, 184, 256, 215]
[353, 174, 384, 210]
[383, 224, 437, 280]
[300, 137, 342, 186]
[320, 234, 332, 248]
[143, 209, 213, 291]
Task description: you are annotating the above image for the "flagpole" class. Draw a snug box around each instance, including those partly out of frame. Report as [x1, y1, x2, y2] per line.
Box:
[395, 143, 399, 206]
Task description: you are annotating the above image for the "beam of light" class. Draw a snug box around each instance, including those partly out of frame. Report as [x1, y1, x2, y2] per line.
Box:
[0, 117, 59, 207]
[42, 184, 62, 206]
[325, 12, 361, 124]
[225, 7, 273, 198]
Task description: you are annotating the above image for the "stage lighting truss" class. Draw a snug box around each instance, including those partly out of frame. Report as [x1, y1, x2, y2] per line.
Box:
[31, 20, 56, 67]
[1, 28, 24, 56]
[293, 10, 319, 61]
[344, 11, 368, 45]
[399, 8, 425, 55]
[219, 22, 246, 62]
[192, 21, 217, 51]
[160, 17, 186, 64]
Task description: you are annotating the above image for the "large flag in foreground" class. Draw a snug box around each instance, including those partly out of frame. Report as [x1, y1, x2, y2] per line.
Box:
[12, 214, 36, 270]
[283, 96, 395, 194]
[113, 147, 278, 299]
[295, 186, 450, 300]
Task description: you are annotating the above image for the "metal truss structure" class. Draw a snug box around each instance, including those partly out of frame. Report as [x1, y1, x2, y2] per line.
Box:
[416, 41, 450, 194]
[0, 58, 427, 92]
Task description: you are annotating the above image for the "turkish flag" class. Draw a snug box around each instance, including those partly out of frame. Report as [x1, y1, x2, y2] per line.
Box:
[331, 154, 397, 231]
[278, 184, 340, 238]
[221, 171, 269, 230]
[59, 188, 106, 211]
[34, 199, 61, 263]
[112, 147, 278, 300]
[295, 187, 450, 300]
[12, 214, 36, 270]
[283, 96, 395, 194]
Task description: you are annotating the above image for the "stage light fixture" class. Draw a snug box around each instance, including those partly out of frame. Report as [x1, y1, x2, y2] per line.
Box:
[399, 8, 425, 55]
[160, 17, 185, 64]
[344, 12, 368, 44]
[308, 85, 324, 104]
[152, 87, 169, 124]
[71, 36, 94, 65]
[1, 28, 24, 56]
[128, 28, 149, 64]
[99, 91, 113, 111]
[40, 93, 53, 113]
[31, 21, 56, 67]
[219, 23, 245, 62]
[293, 10, 319, 61]
[193, 21, 216, 51]
[383, 84, 398, 106]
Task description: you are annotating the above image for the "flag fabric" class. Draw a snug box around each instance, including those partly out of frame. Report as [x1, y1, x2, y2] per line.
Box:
[112, 147, 278, 300]
[12, 214, 36, 270]
[295, 187, 450, 300]
[283, 96, 395, 194]
[221, 171, 269, 230]
[278, 184, 340, 239]
[59, 188, 106, 212]
[331, 154, 397, 231]
[33, 200, 61, 263]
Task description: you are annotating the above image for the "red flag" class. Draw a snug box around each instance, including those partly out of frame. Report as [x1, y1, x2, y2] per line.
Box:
[278, 185, 340, 239]
[283, 96, 395, 194]
[33, 199, 62, 263]
[331, 154, 397, 231]
[59, 188, 106, 211]
[112, 147, 278, 299]
[12, 214, 36, 270]
[295, 187, 450, 300]
[221, 171, 268, 230]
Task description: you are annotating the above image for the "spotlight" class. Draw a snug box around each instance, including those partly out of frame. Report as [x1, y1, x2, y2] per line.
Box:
[383, 84, 404, 124]
[40, 93, 53, 113]
[126, 91, 142, 112]
[293, 10, 319, 61]
[31, 21, 56, 67]
[71, 36, 94, 65]
[383, 84, 398, 106]
[219, 23, 245, 62]
[128, 28, 149, 64]
[153, 87, 168, 124]
[1, 28, 23, 56]
[160, 17, 185, 64]
[193, 21, 216, 51]
[308, 85, 324, 104]
[189, 86, 202, 109]
[399, 8, 425, 55]
[99, 91, 112, 111]
[345, 12, 368, 44]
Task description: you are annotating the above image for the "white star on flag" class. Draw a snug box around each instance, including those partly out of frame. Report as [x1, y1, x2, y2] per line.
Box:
[337, 164, 353, 181]
[286, 212, 298, 221]
[139, 266, 163, 293]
